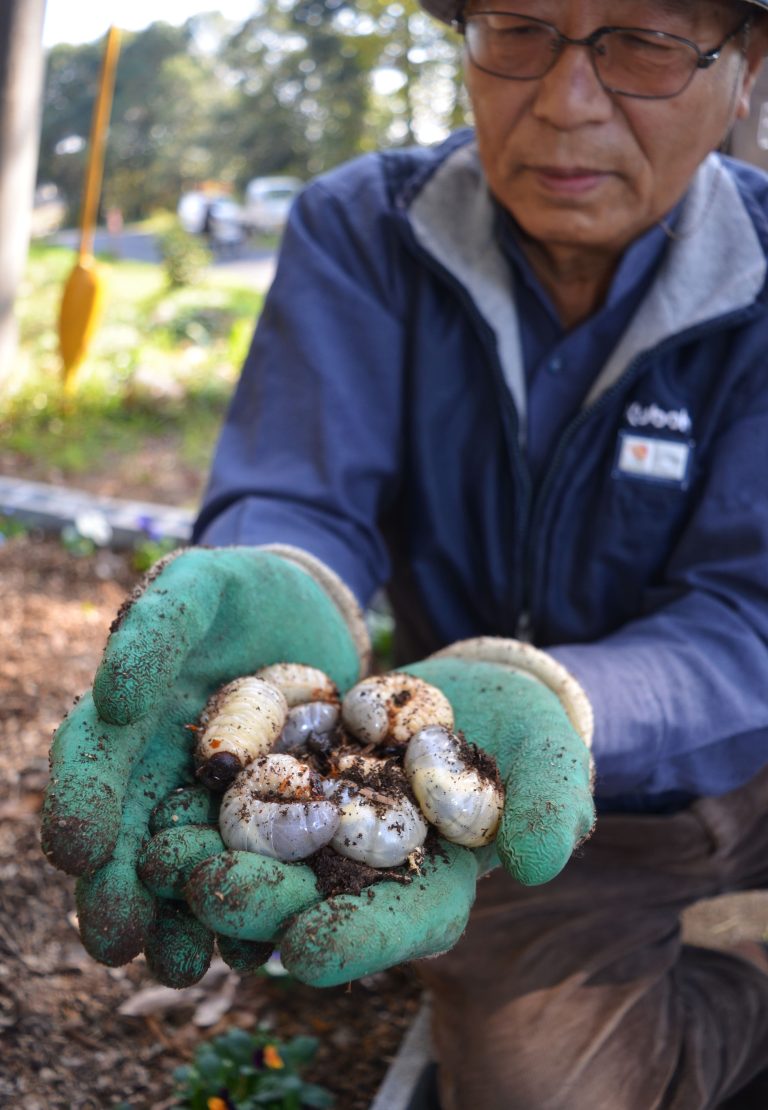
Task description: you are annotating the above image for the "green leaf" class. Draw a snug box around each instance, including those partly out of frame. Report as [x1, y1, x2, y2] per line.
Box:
[279, 1035, 319, 1068]
[299, 1083, 336, 1108]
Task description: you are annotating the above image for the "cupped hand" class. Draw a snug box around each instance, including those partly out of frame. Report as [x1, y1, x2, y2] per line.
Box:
[40, 546, 365, 980]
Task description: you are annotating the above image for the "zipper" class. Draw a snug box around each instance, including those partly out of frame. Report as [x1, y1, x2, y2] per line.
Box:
[397, 225, 534, 629]
[515, 610, 533, 642]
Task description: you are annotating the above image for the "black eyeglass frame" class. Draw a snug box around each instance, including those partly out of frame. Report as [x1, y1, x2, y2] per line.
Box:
[455, 10, 753, 99]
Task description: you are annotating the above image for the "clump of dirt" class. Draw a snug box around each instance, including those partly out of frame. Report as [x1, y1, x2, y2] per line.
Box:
[454, 730, 502, 788]
[308, 846, 389, 899]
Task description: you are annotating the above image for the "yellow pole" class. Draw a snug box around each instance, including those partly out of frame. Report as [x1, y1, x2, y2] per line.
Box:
[58, 26, 122, 392]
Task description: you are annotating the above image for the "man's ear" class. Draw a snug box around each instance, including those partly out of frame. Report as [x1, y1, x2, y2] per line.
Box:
[735, 23, 768, 120]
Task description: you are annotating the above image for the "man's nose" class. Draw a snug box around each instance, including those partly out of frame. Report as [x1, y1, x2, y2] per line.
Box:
[530, 43, 614, 127]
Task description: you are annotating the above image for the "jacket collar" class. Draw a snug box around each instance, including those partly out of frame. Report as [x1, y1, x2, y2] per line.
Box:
[406, 138, 767, 419]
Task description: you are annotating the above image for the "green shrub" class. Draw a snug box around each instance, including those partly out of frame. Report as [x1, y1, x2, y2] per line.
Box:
[158, 225, 212, 287]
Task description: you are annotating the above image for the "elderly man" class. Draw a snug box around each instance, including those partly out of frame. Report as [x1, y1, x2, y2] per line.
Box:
[43, 1, 768, 1107]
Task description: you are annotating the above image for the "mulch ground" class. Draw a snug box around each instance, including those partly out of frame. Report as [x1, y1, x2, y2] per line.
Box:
[0, 534, 422, 1109]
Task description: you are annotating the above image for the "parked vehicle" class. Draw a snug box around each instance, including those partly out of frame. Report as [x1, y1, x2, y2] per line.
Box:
[205, 198, 247, 255]
[243, 176, 303, 236]
[177, 190, 235, 236]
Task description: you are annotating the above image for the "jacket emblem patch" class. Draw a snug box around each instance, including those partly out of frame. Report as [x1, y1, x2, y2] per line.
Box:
[614, 432, 693, 488]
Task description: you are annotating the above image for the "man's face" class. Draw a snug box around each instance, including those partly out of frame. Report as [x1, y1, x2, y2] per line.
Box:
[464, 0, 767, 255]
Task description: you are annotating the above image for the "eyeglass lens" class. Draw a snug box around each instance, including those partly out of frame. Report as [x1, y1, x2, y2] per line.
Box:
[465, 14, 704, 97]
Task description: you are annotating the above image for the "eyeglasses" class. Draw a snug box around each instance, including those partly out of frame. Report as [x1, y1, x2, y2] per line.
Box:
[457, 11, 751, 99]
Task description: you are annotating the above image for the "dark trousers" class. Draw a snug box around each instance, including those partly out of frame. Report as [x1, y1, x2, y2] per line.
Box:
[415, 765, 768, 1110]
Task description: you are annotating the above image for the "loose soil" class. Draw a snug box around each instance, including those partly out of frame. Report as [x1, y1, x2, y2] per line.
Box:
[2, 519, 768, 1108]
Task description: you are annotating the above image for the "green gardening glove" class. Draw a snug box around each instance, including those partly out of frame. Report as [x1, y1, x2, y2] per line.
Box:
[41, 544, 369, 985]
[166, 637, 595, 987]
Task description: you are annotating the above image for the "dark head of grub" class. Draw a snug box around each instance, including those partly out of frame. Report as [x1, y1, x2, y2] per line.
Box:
[196, 751, 243, 791]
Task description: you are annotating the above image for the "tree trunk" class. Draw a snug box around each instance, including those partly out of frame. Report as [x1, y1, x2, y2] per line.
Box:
[0, 0, 47, 386]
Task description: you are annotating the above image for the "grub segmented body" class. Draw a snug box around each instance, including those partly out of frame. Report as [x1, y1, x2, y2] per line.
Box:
[341, 673, 454, 750]
[404, 725, 504, 848]
[195, 676, 288, 791]
[274, 701, 341, 754]
[325, 753, 428, 868]
[219, 752, 341, 861]
[255, 662, 340, 708]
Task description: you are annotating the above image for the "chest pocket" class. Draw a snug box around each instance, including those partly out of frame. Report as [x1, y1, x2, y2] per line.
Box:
[542, 435, 698, 643]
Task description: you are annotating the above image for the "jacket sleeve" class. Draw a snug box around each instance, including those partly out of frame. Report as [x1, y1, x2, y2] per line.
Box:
[192, 163, 406, 608]
[549, 360, 768, 805]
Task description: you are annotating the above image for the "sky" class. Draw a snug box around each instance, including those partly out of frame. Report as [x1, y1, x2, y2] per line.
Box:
[42, 0, 259, 47]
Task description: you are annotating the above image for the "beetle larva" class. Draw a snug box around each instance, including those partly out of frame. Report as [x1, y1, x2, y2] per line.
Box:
[341, 673, 454, 751]
[326, 752, 428, 868]
[255, 663, 341, 755]
[219, 753, 341, 861]
[275, 700, 341, 754]
[255, 662, 340, 708]
[195, 676, 288, 791]
[404, 725, 504, 848]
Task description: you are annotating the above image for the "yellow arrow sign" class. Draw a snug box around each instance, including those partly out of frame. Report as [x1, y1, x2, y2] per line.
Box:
[59, 25, 121, 392]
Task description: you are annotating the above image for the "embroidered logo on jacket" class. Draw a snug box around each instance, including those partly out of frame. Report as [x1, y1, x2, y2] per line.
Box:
[614, 432, 693, 487]
[624, 402, 692, 435]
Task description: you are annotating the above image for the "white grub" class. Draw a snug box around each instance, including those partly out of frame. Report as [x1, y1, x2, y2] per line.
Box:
[404, 726, 504, 848]
[255, 663, 339, 708]
[341, 673, 454, 750]
[274, 701, 341, 753]
[219, 753, 340, 861]
[195, 676, 288, 791]
[326, 753, 428, 868]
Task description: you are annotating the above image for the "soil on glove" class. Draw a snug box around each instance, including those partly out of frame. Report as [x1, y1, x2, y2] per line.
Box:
[0, 534, 422, 1109]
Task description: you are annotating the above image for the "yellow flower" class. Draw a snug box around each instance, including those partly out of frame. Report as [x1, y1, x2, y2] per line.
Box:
[263, 1044, 285, 1069]
[207, 1099, 228, 1110]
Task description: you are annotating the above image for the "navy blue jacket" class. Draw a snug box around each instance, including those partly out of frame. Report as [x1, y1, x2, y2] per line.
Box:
[194, 131, 768, 813]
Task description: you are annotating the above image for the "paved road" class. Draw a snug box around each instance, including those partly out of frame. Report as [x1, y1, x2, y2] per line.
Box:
[48, 227, 278, 292]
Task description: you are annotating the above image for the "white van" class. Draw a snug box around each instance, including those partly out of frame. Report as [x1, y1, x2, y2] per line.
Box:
[243, 176, 303, 236]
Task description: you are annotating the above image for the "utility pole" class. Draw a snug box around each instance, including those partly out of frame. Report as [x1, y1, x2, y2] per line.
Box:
[0, 0, 47, 385]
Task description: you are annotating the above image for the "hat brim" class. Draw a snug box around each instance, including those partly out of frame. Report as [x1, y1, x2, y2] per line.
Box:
[421, 0, 768, 26]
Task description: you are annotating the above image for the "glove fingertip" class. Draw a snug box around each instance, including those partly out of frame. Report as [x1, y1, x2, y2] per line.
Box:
[41, 782, 121, 876]
[42, 696, 133, 876]
[217, 935, 274, 976]
[497, 790, 596, 886]
[137, 825, 224, 900]
[76, 863, 155, 966]
[185, 852, 321, 942]
[144, 901, 215, 989]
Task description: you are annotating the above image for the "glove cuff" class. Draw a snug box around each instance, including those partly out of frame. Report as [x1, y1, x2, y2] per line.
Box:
[427, 636, 594, 750]
[256, 544, 372, 678]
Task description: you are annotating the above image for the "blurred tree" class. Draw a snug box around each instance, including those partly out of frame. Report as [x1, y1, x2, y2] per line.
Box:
[38, 40, 102, 223]
[215, 0, 463, 186]
[105, 23, 229, 219]
[38, 2, 465, 222]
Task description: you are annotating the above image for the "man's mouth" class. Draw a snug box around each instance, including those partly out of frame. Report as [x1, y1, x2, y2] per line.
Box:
[529, 166, 611, 194]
